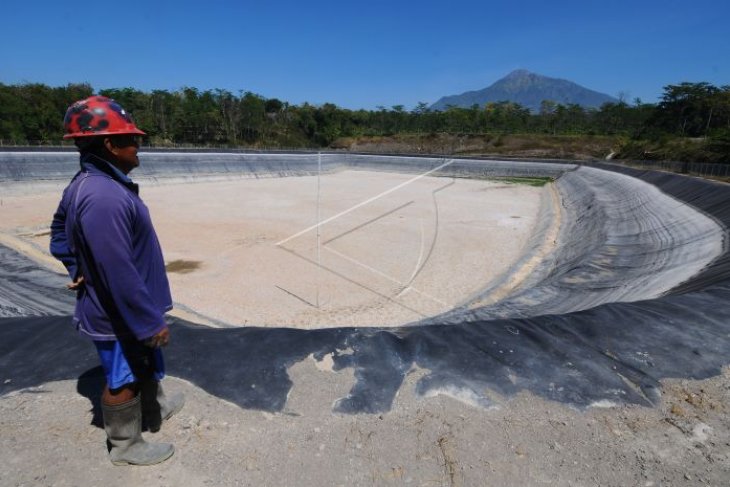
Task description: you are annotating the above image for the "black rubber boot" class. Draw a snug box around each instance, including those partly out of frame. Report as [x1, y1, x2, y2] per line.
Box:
[141, 380, 185, 433]
[102, 395, 175, 466]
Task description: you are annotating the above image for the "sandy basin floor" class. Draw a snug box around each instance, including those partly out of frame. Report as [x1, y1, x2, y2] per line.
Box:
[0, 170, 544, 328]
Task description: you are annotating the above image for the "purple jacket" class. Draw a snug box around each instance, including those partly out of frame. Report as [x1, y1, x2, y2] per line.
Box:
[50, 154, 172, 341]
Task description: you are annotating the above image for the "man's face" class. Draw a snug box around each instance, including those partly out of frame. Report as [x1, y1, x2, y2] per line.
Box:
[107, 135, 140, 174]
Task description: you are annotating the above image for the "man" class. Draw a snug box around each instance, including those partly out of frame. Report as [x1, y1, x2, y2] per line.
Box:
[50, 96, 184, 466]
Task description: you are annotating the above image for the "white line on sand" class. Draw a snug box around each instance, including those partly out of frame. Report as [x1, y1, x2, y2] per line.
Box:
[275, 158, 455, 246]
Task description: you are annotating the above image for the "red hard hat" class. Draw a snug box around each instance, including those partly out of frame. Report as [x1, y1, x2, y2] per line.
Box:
[63, 95, 146, 139]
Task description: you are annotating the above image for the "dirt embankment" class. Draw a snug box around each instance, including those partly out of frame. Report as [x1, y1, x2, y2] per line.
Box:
[334, 133, 730, 165]
[332, 133, 620, 160]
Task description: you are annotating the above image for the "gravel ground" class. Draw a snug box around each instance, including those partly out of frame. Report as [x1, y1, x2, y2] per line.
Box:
[2, 359, 728, 486]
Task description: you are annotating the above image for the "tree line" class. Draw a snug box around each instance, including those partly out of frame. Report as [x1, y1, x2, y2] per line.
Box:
[1, 81, 728, 154]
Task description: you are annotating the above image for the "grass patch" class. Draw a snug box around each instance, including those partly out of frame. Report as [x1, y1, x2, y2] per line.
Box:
[494, 176, 553, 187]
[166, 259, 202, 274]
[447, 174, 554, 186]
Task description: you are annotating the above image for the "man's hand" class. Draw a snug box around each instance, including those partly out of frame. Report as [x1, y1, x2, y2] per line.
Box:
[66, 275, 84, 290]
[144, 326, 170, 348]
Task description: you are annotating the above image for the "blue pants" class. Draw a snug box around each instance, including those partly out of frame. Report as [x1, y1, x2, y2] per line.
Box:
[94, 340, 165, 390]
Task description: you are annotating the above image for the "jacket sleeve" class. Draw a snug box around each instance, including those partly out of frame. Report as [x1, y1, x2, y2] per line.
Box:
[77, 184, 166, 341]
[49, 190, 78, 280]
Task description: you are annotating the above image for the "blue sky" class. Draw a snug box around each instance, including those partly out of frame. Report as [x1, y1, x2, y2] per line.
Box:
[1, 0, 728, 109]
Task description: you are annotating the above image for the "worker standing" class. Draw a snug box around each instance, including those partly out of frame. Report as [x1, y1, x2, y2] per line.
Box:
[50, 96, 184, 466]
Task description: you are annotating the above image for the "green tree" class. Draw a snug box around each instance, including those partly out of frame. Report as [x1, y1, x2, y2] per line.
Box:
[655, 82, 720, 136]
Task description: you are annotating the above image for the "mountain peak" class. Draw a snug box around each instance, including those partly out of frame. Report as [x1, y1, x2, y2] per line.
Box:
[504, 69, 533, 79]
[430, 70, 617, 112]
